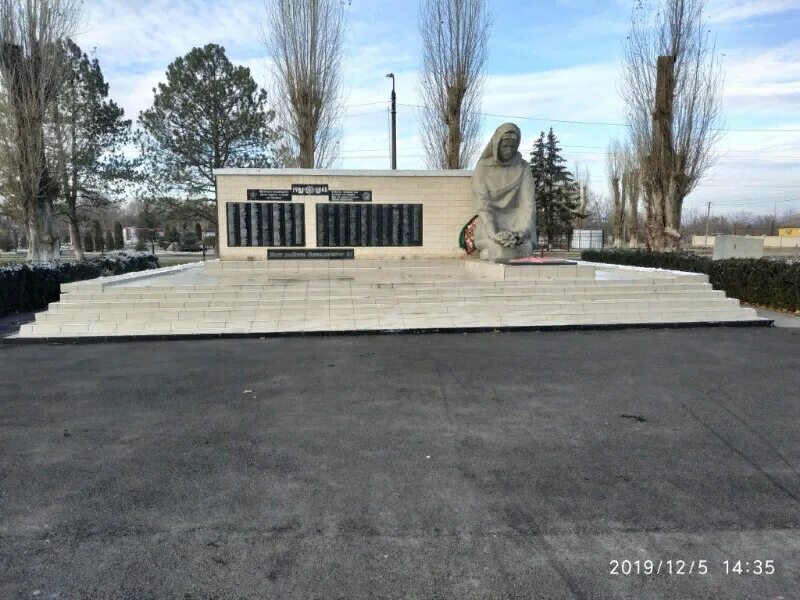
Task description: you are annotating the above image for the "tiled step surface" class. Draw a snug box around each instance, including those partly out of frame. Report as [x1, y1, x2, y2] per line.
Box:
[18, 309, 760, 336]
[34, 300, 744, 324]
[15, 261, 766, 338]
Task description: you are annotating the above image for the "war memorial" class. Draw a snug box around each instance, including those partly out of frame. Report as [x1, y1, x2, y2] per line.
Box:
[13, 124, 766, 339]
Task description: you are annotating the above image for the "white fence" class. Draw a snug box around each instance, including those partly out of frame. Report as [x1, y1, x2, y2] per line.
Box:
[692, 235, 800, 248]
[571, 229, 604, 250]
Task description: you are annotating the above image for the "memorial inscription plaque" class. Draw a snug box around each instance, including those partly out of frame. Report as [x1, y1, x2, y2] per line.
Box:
[227, 202, 305, 247]
[268, 249, 354, 260]
[247, 189, 291, 201]
[330, 190, 372, 202]
[316, 203, 422, 247]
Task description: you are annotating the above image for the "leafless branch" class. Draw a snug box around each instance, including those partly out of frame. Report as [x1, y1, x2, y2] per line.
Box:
[418, 0, 491, 169]
[0, 0, 82, 260]
[620, 0, 723, 249]
[261, 0, 346, 168]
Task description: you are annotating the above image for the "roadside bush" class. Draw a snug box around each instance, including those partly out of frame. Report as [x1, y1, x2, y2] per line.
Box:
[581, 249, 799, 312]
[0, 251, 159, 316]
[581, 248, 711, 273]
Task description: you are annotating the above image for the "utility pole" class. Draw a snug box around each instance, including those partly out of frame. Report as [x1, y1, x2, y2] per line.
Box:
[386, 73, 397, 170]
[704, 201, 712, 247]
[773, 200, 777, 236]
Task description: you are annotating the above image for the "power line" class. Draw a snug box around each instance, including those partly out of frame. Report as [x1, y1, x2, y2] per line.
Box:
[398, 102, 800, 133]
[686, 196, 798, 208]
[343, 101, 387, 108]
[339, 109, 386, 118]
[339, 142, 800, 157]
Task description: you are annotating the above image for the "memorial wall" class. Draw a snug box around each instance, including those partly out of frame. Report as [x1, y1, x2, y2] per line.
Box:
[214, 169, 474, 260]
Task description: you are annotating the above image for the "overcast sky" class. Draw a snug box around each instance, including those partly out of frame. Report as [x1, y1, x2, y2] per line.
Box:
[79, 0, 800, 218]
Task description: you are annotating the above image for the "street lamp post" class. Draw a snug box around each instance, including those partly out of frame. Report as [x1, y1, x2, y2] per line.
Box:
[386, 73, 397, 170]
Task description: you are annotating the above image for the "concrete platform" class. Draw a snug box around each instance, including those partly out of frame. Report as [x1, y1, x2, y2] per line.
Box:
[10, 258, 769, 340]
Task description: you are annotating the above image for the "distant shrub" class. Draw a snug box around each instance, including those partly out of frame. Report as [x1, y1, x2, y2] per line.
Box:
[178, 231, 200, 252]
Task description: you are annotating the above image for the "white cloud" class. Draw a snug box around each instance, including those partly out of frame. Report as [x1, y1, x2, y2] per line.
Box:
[73, 0, 799, 212]
[722, 41, 800, 117]
[80, 0, 264, 67]
[709, 0, 800, 23]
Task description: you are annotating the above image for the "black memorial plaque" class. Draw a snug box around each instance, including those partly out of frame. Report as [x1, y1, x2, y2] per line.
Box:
[291, 183, 329, 196]
[316, 203, 422, 247]
[247, 189, 291, 202]
[268, 249, 354, 260]
[226, 202, 305, 247]
[330, 190, 372, 202]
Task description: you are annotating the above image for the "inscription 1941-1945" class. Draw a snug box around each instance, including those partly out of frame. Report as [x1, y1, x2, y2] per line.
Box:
[247, 189, 292, 202]
[291, 183, 329, 196]
[330, 190, 372, 202]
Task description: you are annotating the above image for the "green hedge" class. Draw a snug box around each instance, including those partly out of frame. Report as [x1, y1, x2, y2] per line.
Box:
[581, 249, 799, 312]
[0, 251, 159, 317]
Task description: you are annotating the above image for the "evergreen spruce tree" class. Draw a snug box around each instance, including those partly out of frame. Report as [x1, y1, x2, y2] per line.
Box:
[530, 128, 579, 249]
[114, 221, 124, 249]
[105, 231, 115, 252]
[83, 229, 94, 253]
[93, 220, 105, 253]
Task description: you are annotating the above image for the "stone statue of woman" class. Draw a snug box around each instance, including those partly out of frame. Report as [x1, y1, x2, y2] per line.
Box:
[471, 123, 536, 262]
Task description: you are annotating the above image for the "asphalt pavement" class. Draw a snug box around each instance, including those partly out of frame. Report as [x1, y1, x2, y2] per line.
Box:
[1, 328, 799, 599]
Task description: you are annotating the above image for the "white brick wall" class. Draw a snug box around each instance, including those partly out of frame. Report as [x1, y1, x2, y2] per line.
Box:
[215, 169, 475, 260]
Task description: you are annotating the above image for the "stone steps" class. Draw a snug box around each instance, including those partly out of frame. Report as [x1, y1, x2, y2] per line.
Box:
[19, 307, 759, 337]
[52, 288, 723, 307]
[46, 290, 732, 312]
[65, 277, 713, 289]
[60, 281, 714, 299]
[34, 297, 743, 323]
[13, 260, 766, 339]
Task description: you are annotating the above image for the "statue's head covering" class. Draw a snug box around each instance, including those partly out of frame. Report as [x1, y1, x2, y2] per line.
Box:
[478, 123, 522, 167]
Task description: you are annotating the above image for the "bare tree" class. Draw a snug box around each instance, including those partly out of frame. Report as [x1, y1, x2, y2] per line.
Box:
[262, 0, 346, 168]
[606, 138, 626, 247]
[621, 0, 723, 250]
[573, 163, 591, 215]
[0, 0, 82, 261]
[419, 0, 490, 169]
[622, 151, 641, 247]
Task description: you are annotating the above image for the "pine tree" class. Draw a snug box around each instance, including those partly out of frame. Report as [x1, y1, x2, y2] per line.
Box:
[50, 40, 132, 262]
[105, 231, 115, 252]
[530, 128, 579, 249]
[114, 221, 124, 249]
[139, 44, 282, 246]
